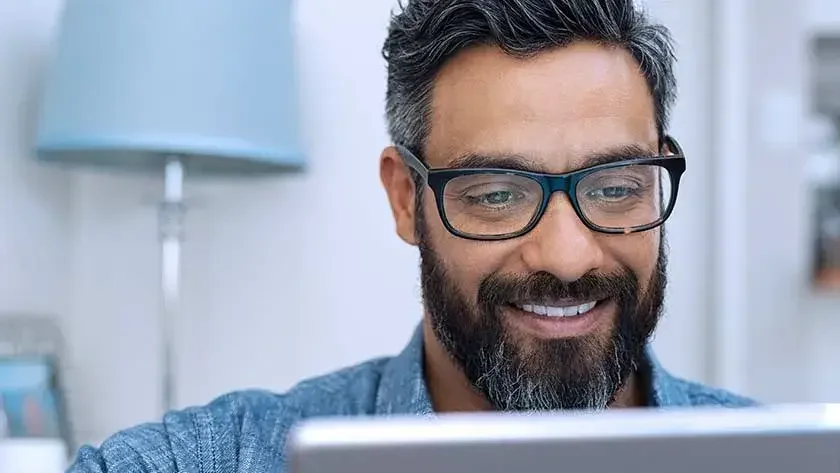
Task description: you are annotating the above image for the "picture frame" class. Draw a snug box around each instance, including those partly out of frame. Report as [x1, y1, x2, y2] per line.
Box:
[0, 356, 70, 444]
[812, 186, 840, 291]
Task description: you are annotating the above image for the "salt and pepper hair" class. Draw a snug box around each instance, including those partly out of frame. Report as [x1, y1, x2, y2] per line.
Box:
[382, 0, 678, 156]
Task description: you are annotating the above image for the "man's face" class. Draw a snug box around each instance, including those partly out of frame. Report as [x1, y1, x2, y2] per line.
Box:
[383, 42, 667, 411]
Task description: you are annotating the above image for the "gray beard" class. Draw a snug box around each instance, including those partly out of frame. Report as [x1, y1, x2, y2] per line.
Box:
[473, 336, 617, 411]
[418, 223, 667, 411]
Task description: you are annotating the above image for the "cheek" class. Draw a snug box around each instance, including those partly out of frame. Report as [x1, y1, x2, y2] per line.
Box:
[421, 195, 510, 292]
[599, 230, 660, 284]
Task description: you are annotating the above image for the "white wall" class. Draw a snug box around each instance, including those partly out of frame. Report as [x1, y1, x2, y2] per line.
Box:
[739, 0, 814, 402]
[2, 0, 839, 447]
[0, 1, 71, 317]
[807, 0, 840, 35]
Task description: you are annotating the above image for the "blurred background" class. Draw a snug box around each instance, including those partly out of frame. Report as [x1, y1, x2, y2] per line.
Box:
[0, 0, 838, 449]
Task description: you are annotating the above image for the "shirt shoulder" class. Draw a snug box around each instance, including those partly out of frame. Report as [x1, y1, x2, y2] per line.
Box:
[67, 357, 391, 473]
[657, 373, 759, 407]
[645, 349, 758, 408]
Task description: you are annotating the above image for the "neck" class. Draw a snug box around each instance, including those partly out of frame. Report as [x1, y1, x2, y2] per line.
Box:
[422, 319, 647, 412]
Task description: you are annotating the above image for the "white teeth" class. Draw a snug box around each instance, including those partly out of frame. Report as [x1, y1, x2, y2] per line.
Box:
[516, 301, 597, 317]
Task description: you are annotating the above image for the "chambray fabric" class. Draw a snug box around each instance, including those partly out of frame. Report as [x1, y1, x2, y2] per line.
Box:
[68, 325, 757, 473]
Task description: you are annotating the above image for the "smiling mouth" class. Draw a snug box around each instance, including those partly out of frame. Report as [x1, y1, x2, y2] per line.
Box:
[504, 299, 610, 338]
[512, 300, 599, 318]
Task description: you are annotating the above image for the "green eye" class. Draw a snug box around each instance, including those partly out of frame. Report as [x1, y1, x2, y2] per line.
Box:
[469, 191, 515, 206]
[586, 186, 638, 201]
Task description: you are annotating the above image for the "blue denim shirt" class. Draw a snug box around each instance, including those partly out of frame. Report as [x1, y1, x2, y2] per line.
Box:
[68, 325, 756, 472]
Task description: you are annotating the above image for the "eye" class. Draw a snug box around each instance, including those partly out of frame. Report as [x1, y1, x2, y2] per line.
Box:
[466, 189, 523, 207]
[585, 185, 639, 201]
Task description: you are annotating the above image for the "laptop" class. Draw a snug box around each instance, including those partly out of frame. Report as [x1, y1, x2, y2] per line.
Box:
[287, 404, 840, 473]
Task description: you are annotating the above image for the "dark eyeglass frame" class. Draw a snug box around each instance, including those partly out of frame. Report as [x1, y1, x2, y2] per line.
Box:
[396, 136, 687, 241]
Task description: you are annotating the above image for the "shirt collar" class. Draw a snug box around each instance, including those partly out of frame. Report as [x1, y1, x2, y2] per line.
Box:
[374, 323, 690, 415]
[374, 324, 434, 416]
[644, 347, 693, 407]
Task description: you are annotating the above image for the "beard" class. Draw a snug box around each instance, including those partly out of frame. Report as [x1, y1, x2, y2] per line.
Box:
[418, 217, 667, 412]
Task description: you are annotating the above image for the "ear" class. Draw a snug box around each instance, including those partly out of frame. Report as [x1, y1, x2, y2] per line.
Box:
[380, 146, 419, 246]
[661, 136, 679, 156]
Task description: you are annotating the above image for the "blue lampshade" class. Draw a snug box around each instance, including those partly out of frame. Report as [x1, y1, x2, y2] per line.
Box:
[35, 0, 304, 175]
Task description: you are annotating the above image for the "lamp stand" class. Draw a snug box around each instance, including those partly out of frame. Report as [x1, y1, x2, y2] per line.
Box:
[158, 156, 185, 414]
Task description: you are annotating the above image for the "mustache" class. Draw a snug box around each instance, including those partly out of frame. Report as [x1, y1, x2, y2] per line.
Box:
[478, 270, 638, 306]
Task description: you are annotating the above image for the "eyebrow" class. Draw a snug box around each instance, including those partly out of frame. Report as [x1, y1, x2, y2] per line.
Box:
[446, 144, 659, 174]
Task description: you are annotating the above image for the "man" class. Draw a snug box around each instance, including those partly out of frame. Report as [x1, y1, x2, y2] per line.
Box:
[70, 0, 756, 471]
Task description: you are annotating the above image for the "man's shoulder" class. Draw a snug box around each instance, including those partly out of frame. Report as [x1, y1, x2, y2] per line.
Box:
[657, 372, 759, 408]
[69, 357, 392, 473]
[646, 349, 758, 408]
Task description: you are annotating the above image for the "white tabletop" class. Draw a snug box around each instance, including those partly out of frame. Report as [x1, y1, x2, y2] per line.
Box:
[0, 439, 68, 473]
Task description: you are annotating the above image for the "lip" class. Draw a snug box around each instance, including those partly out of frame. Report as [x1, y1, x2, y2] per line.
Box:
[503, 299, 613, 339]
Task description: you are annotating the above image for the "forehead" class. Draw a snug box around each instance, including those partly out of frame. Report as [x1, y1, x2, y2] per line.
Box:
[426, 41, 658, 170]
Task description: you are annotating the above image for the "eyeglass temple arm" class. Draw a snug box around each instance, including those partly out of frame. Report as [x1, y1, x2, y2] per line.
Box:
[395, 145, 430, 181]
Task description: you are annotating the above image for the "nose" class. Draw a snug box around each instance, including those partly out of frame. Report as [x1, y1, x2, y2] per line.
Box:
[519, 193, 604, 281]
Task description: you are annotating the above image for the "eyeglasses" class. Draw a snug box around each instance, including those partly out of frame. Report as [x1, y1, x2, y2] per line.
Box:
[396, 136, 686, 241]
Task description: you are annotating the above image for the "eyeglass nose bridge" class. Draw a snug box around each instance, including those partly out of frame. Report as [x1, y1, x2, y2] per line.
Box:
[542, 174, 575, 197]
[524, 173, 586, 232]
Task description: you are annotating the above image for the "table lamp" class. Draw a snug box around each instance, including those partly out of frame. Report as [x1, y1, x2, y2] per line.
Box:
[33, 0, 304, 414]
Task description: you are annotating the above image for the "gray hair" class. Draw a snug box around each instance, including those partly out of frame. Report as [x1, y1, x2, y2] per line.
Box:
[382, 0, 677, 155]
